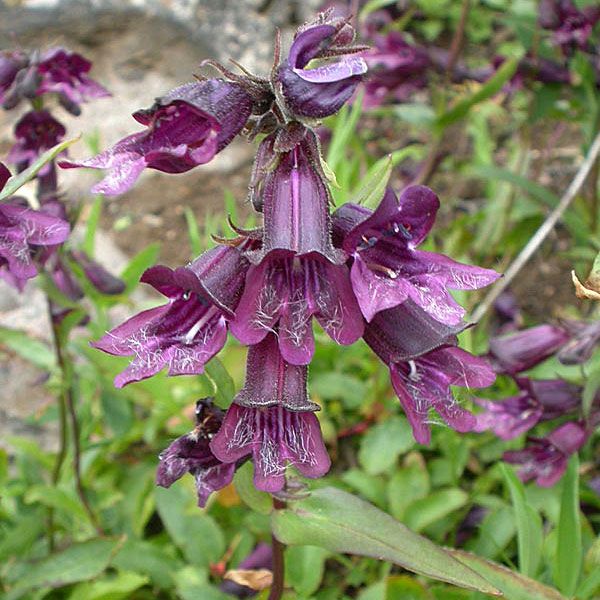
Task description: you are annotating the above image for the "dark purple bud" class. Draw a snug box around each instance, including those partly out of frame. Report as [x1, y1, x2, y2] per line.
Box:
[50, 257, 84, 302]
[8, 110, 66, 174]
[0, 198, 70, 291]
[230, 255, 364, 365]
[277, 13, 367, 119]
[504, 421, 587, 487]
[488, 324, 569, 374]
[558, 320, 600, 365]
[538, 0, 600, 53]
[70, 250, 125, 295]
[156, 398, 238, 507]
[60, 79, 253, 196]
[0, 162, 10, 191]
[210, 402, 330, 493]
[333, 186, 499, 324]
[493, 290, 522, 334]
[93, 243, 249, 387]
[0, 50, 29, 106]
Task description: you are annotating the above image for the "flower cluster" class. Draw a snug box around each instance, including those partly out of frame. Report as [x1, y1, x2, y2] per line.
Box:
[71, 10, 499, 503]
[475, 322, 598, 486]
[0, 46, 122, 301]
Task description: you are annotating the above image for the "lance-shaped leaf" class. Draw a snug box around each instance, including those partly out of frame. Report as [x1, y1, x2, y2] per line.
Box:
[0, 137, 79, 201]
[270, 487, 500, 595]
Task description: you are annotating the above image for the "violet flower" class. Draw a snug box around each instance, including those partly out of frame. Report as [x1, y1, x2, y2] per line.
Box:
[364, 301, 496, 444]
[210, 335, 330, 492]
[60, 80, 253, 195]
[277, 10, 367, 119]
[157, 399, 238, 507]
[8, 110, 66, 173]
[93, 243, 249, 387]
[504, 421, 587, 487]
[474, 377, 581, 440]
[333, 186, 499, 324]
[488, 324, 570, 374]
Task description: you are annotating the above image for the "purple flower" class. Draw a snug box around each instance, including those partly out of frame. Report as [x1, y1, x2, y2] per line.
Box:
[333, 186, 499, 324]
[364, 301, 496, 444]
[558, 320, 600, 365]
[157, 399, 238, 507]
[0, 192, 70, 291]
[36, 47, 110, 112]
[488, 324, 570, 374]
[93, 243, 249, 387]
[539, 0, 600, 54]
[8, 110, 66, 174]
[362, 32, 430, 107]
[70, 250, 125, 296]
[0, 50, 29, 107]
[504, 422, 587, 487]
[60, 79, 253, 195]
[474, 377, 581, 440]
[277, 11, 367, 119]
[210, 335, 330, 492]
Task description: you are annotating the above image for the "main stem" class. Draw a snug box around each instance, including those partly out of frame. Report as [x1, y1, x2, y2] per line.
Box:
[269, 498, 287, 600]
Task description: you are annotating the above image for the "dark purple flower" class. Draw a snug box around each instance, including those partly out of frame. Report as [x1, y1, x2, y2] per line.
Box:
[364, 301, 496, 444]
[493, 290, 523, 334]
[210, 335, 330, 492]
[157, 399, 237, 507]
[277, 11, 367, 119]
[362, 32, 430, 107]
[93, 243, 249, 387]
[60, 79, 253, 195]
[504, 421, 587, 487]
[474, 377, 581, 440]
[230, 254, 364, 365]
[35, 47, 110, 111]
[558, 319, 600, 365]
[0, 194, 70, 291]
[0, 50, 29, 107]
[539, 0, 600, 54]
[333, 186, 499, 324]
[488, 324, 570, 374]
[70, 250, 125, 296]
[8, 110, 66, 174]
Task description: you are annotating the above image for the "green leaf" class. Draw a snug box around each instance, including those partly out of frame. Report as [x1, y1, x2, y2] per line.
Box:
[350, 155, 392, 210]
[575, 567, 600, 600]
[436, 57, 520, 130]
[285, 545, 330, 597]
[233, 462, 273, 515]
[4, 538, 121, 599]
[0, 327, 55, 370]
[271, 487, 500, 595]
[554, 455, 582, 596]
[184, 207, 202, 257]
[387, 461, 430, 521]
[582, 368, 600, 419]
[360, 0, 398, 18]
[175, 566, 230, 600]
[326, 94, 363, 173]
[0, 137, 80, 201]
[67, 571, 148, 600]
[24, 484, 91, 525]
[359, 416, 414, 475]
[500, 464, 543, 578]
[205, 357, 235, 408]
[403, 488, 468, 533]
[448, 549, 567, 600]
[83, 195, 103, 257]
[120, 243, 161, 293]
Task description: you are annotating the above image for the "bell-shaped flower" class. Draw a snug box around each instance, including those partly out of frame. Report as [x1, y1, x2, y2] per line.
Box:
[210, 334, 330, 492]
[363, 300, 496, 444]
[60, 79, 253, 195]
[8, 110, 66, 173]
[503, 421, 587, 487]
[488, 324, 569, 374]
[157, 399, 238, 507]
[0, 184, 70, 291]
[333, 186, 499, 324]
[93, 243, 249, 387]
[474, 377, 581, 440]
[36, 47, 110, 111]
[277, 11, 367, 119]
[230, 254, 364, 365]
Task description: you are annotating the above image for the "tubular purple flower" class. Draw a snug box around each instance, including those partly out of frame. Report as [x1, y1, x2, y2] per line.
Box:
[488, 324, 570, 374]
[503, 421, 587, 487]
[474, 377, 581, 440]
[60, 79, 253, 195]
[156, 399, 238, 507]
[230, 254, 364, 365]
[93, 243, 249, 387]
[277, 12, 367, 119]
[558, 319, 600, 365]
[333, 186, 499, 324]
[8, 110, 66, 173]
